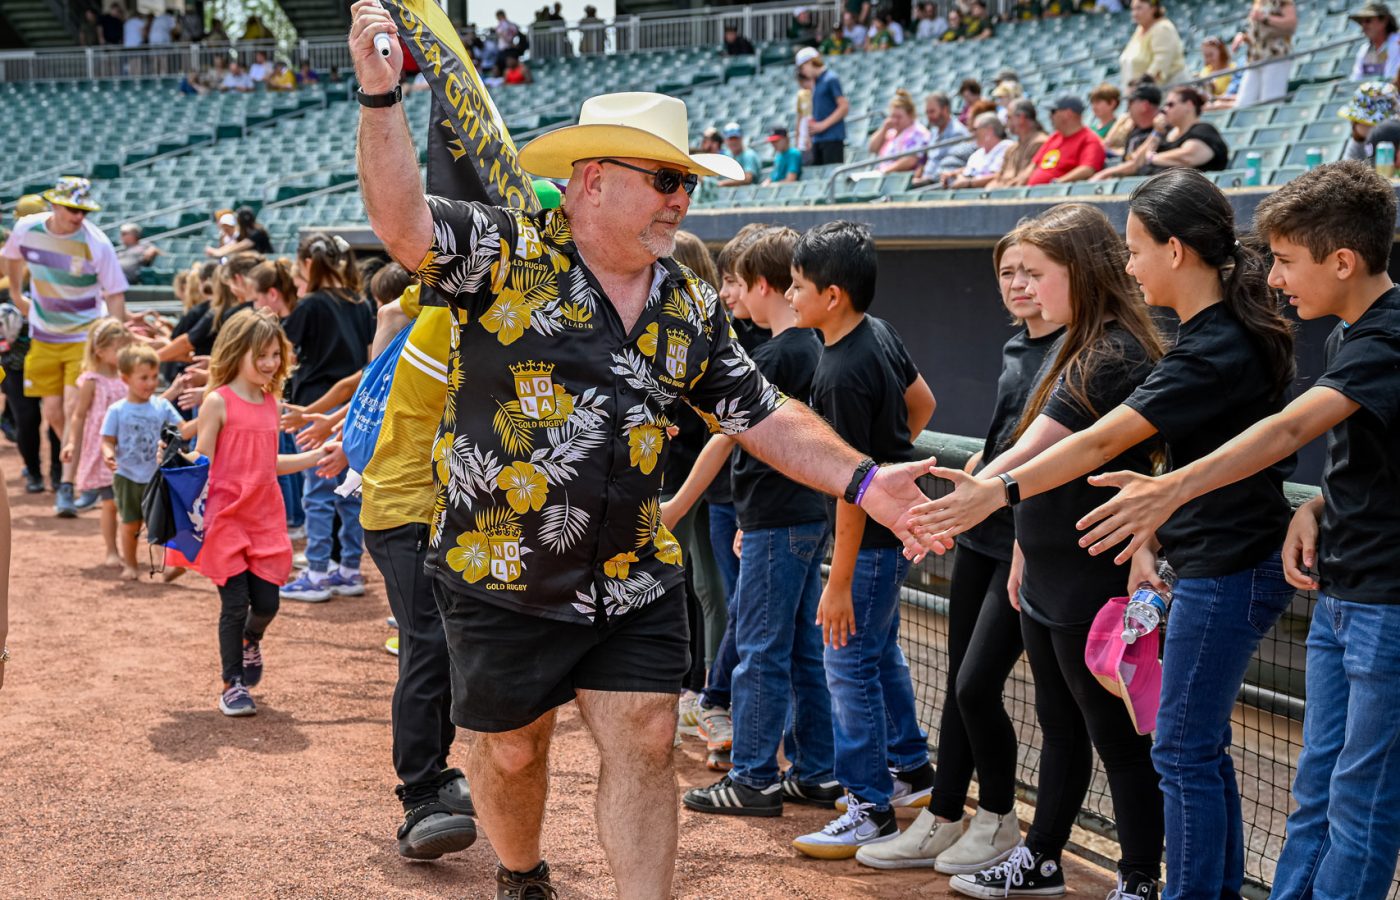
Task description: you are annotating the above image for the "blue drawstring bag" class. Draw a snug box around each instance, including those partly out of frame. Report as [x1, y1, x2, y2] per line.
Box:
[163, 456, 211, 562]
[342, 323, 413, 473]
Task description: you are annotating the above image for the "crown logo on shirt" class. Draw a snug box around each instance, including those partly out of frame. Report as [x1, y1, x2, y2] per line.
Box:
[486, 522, 524, 584]
[664, 328, 691, 380]
[511, 360, 559, 420]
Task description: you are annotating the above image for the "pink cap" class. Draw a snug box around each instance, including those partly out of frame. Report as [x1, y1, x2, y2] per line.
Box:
[1084, 597, 1163, 735]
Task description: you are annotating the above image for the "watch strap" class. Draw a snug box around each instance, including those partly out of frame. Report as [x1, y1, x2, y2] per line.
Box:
[844, 457, 877, 504]
[357, 84, 403, 108]
[997, 472, 1021, 507]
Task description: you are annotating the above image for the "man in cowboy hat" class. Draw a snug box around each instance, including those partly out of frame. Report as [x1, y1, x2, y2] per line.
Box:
[349, 3, 944, 897]
[1342, 80, 1400, 159]
[1, 177, 126, 518]
[1350, 1, 1400, 80]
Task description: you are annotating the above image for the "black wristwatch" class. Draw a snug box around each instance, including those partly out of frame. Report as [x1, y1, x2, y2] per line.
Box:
[357, 84, 403, 108]
[844, 457, 878, 504]
[997, 472, 1021, 507]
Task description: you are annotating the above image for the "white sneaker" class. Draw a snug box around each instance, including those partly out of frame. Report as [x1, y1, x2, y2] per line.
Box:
[935, 806, 1022, 875]
[835, 770, 932, 812]
[792, 794, 899, 860]
[854, 809, 964, 869]
[677, 690, 700, 727]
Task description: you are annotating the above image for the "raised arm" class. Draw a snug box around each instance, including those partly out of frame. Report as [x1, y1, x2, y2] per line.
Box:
[351, 0, 433, 269]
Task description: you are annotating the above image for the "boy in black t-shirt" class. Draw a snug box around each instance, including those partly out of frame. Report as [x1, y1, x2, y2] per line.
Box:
[1077, 161, 1400, 898]
[670, 228, 842, 818]
[785, 221, 938, 858]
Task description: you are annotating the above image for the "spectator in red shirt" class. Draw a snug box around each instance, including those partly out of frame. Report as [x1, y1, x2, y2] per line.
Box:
[1027, 96, 1107, 185]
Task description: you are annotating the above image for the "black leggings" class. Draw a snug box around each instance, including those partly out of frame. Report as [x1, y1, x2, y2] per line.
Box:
[1, 370, 58, 481]
[1021, 612, 1163, 879]
[218, 571, 280, 685]
[929, 546, 1023, 819]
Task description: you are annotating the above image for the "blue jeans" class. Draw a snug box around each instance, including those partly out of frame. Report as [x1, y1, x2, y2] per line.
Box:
[278, 430, 305, 528]
[701, 502, 741, 710]
[728, 521, 834, 789]
[1153, 553, 1293, 900]
[825, 547, 928, 809]
[1271, 594, 1400, 900]
[302, 467, 363, 573]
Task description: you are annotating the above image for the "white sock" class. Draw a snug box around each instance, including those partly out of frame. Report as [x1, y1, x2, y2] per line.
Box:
[338, 564, 360, 579]
[307, 569, 329, 584]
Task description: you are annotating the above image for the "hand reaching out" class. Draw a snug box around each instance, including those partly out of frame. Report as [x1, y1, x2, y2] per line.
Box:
[1076, 470, 1184, 565]
[856, 457, 956, 562]
[904, 464, 1005, 546]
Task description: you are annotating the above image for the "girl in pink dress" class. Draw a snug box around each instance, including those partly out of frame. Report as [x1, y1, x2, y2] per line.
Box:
[61, 318, 131, 568]
[192, 308, 334, 717]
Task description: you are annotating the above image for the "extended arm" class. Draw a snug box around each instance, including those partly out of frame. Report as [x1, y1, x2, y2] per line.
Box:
[659, 433, 734, 529]
[1148, 138, 1214, 169]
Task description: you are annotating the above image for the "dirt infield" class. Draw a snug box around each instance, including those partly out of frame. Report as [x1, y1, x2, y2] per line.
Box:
[0, 444, 1114, 898]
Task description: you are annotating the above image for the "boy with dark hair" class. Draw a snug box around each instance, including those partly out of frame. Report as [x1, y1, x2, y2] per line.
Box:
[1074, 160, 1400, 898]
[668, 228, 842, 817]
[786, 221, 938, 857]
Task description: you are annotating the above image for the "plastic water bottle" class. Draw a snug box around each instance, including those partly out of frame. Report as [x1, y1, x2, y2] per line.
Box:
[1122, 560, 1177, 645]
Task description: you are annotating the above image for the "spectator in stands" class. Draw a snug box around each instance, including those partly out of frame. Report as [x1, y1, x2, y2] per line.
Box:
[912, 91, 975, 186]
[1089, 83, 1129, 146]
[123, 7, 147, 47]
[222, 61, 255, 93]
[579, 6, 606, 54]
[1094, 82, 1164, 176]
[1009, 0, 1044, 22]
[799, 48, 850, 165]
[1106, 85, 1230, 177]
[205, 210, 238, 258]
[268, 61, 297, 91]
[866, 14, 898, 50]
[503, 54, 532, 84]
[957, 79, 984, 124]
[149, 8, 176, 45]
[1028, 96, 1107, 184]
[842, 9, 869, 46]
[789, 8, 820, 47]
[915, 2, 948, 40]
[723, 24, 756, 56]
[1341, 81, 1400, 159]
[1231, 0, 1295, 107]
[297, 61, 320, 85]
[1349, 2, 1400, 79]
[821, 24, 853, 54]
[99, 4, 124, 46]
[866, 90, 931, 174]
[1200, 36, 1240, 106]
[248, 51, 272, 83]
[989, 98, 1049, 187]
[1044, 0, 1081, 15]
[80, 9, 100, 46]
[223, 208, 274, 256]
[180, 69, 210, 96]
[847, 0, 873, 26]
[940, 7, 967, 40]
[964, 0, 997, 38]
[179, 6, 204, 42]
[494, 10, 521, 59]
[719, 123, 762, 186]
[201, 56, 228, 91]
[117, 225, 161, 283]
[796, 73, 814, 155]
[991, 80, 1024, 124]
[767, 126, 804, 182]
[1120, 0, 1186, 89]
[938, 112, 1016, 188]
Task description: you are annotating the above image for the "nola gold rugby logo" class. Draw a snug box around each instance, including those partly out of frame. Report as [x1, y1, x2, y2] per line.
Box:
[487, 522, 524, 584]
[664, 328, 692, 382]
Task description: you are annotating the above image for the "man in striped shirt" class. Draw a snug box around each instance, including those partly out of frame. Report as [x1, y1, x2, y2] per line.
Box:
[1, 177, 127, 516]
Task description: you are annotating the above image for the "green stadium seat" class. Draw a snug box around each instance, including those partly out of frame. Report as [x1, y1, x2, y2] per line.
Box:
[1228, 107, 1276, 130]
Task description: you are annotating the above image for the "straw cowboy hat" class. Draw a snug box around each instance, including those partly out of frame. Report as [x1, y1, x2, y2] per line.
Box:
[42, 175, 101, 212]
[518, 92, 745, 182]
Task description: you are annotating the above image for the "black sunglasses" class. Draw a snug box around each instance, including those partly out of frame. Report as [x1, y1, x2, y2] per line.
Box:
[59, 205, 89, 217]
[598, 158, 699, 196]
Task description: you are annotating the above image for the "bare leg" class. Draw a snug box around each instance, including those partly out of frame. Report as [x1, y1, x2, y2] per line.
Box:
[101, 499, 121, 566]
[41, 389, 79, 482]
[575, 690, 679, 900]
[119, 520, 141, 579]
[466, 708, 557, 873]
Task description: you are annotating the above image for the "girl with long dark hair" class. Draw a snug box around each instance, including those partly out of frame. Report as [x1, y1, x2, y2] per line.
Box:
[913, 170, 1297, 899]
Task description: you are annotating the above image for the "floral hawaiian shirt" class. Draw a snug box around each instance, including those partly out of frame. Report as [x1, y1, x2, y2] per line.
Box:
[415, 198, 785, 624]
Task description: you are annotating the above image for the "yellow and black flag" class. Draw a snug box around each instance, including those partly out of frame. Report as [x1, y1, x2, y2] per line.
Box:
[379, 0, 541, 213]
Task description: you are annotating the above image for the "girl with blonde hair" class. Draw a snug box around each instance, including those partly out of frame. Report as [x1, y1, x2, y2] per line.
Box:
[61, 317, 131, 565]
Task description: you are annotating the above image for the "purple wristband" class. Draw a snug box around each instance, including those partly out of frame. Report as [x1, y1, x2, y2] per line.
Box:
[853, 464, 879, 507]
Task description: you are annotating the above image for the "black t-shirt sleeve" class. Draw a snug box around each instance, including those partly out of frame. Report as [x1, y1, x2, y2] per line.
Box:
[249, 230, 273, 254]
[1123, 350, 1229, 444]
[186, 309, 216, 347]
[818, 383, 877, 456]
[683, 279, 785, 436]
[1042, 337, 1151, 432]
[282, 298, 311, 348]
[1316, 322, 1400, 426]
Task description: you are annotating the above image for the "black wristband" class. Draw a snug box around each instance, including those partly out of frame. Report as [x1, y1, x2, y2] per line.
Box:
[357, 84, 403, 108]
[844, 457, 877, 504]
[997, 472, 1021, 507]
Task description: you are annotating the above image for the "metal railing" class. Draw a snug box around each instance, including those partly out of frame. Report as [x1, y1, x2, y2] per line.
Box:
[0, 36, 353, 83]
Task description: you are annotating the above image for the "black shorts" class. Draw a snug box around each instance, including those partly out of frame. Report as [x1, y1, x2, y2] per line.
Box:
[434, 583, 690, 733]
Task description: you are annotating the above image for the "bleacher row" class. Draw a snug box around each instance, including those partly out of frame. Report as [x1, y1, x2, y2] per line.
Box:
[0, 0, 1368, 283]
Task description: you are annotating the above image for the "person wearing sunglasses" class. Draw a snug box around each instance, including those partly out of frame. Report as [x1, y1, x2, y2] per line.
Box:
[351, 7, 950, 897]
[0, 176, 128, 519]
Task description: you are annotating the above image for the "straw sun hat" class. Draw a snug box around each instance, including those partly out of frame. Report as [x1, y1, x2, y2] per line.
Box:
[518, 92, 745, 182]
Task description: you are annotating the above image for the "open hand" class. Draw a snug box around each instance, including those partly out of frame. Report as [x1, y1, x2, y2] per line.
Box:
[280, 404, 308, 432]
[816, 582, 856, 648]
[1076, 470, 1183, 565]
[316, 442, 348, 479]
[295, 413, 336, 450]
[905, 465, 1004, 545]
[857, 457, 955, 561]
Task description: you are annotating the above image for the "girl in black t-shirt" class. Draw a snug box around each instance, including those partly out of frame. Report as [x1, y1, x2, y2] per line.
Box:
[926, 204, 1167, 898]
[913, 171, 1296, 900]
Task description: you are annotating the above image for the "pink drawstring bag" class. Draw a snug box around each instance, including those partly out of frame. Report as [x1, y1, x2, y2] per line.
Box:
[1084, 597, 1163, 736]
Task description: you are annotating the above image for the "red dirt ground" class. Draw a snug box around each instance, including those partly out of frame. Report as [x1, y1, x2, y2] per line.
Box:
[0, 444, 1114, 898]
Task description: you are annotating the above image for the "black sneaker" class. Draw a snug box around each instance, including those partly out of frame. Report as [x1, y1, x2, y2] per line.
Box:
[683, 774, 783, 817]
[21, 468, 43, 494]
[950, 845, 1066, 898]
[781, 770, 844, 808]
[396, 800, 476, 860]
[1107, 871, 1159, 900]
[497, 861, 558, 900]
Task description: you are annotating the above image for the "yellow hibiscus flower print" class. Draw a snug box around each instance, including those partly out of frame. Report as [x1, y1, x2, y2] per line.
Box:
[447, 531, 490, 584]
[654, 523, 684, 567]
[628, 424, 665, 475]
[638, 322, 659, 358]
[604, 551, 639, 580]
[497, 461, 548, 514]
[481, 289, 532, 345]
[432, 432, 454, 485]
